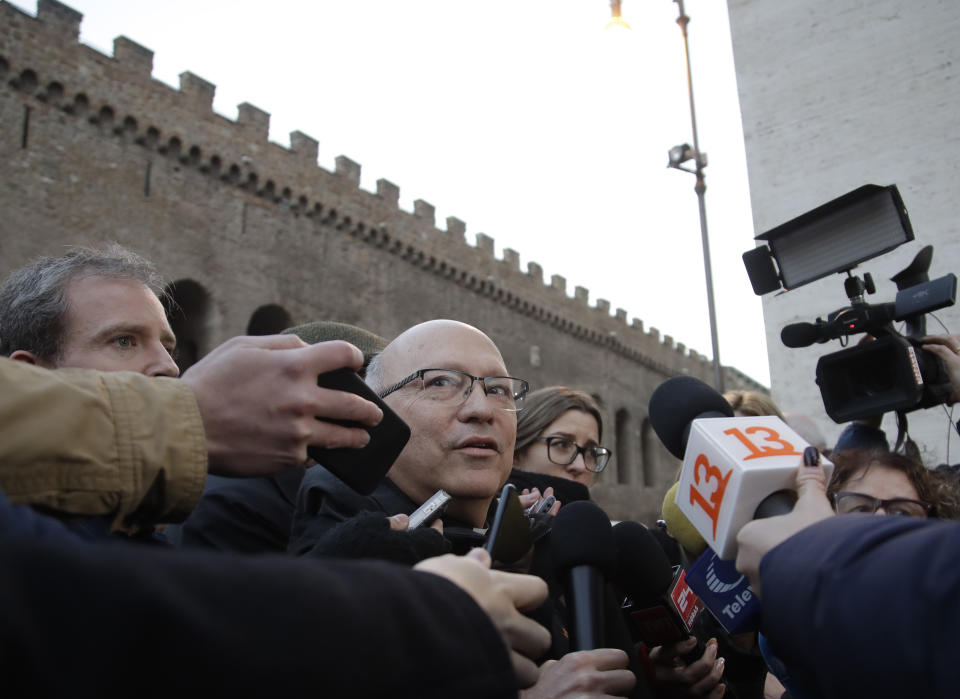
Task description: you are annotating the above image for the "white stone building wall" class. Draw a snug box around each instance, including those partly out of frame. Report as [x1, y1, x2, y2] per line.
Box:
[727, 0, 960, 465]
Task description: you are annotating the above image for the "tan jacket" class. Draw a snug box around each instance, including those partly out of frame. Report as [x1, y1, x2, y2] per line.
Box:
[0, 358, 207, 534]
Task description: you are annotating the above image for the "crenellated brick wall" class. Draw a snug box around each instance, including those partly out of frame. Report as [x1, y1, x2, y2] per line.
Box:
[0, 0, 765, 522]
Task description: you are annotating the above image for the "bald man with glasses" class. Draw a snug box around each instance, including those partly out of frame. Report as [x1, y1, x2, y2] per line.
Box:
[288, 319, 641, 699]
[289, 319, 529, 560]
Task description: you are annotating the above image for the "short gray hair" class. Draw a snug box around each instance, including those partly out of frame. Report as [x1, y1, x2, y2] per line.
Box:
[364, 352, 385, 393]
[0, 244, 165, 361]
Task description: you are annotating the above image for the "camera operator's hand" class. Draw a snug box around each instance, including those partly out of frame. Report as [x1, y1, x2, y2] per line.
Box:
[921, 334, 960, 404]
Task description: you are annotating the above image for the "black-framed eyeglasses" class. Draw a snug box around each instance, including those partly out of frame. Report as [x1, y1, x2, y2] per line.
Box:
[833, 491, 932, 519]
[377, 368, 529, 412]
[536, 436, 611, 473]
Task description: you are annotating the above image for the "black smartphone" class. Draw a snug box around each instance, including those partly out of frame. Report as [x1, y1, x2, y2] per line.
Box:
[308, 367, 411, 495]
[484, 484, 534, 565]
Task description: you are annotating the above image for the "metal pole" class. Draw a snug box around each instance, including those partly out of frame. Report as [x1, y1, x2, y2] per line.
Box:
[674, 0, 724, 392]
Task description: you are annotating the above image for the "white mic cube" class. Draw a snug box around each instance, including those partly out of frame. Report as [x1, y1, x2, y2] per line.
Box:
[674, 416, 833, 560]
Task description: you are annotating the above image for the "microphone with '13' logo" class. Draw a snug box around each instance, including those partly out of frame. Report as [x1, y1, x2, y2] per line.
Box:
[649, 376, 834, 559]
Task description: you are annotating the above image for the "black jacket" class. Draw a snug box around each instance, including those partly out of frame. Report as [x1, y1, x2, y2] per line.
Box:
[178, 469, 306, 554]
[289, 466, 654, 699]
[0, 491, 517, 698]
[759, 514, 960, 699]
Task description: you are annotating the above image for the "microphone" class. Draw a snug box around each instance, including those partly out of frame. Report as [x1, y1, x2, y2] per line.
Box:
[648, 375, 734, 460]
[661, 482, 707, 556]
[780, 321, 825, 348]
[648, 377, 833, 559]
[684, 547, 761, 635]
[612, 521, 704, 648]
[551, 501, 616, 651]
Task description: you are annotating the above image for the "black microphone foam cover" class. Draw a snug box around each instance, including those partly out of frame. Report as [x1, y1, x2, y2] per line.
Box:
[648, 376, 734, 459]
[612, 521, 673, 599]
[753, 489, 798, 519]
[780, 322, 821, 348]
[551, 501, 616, 577]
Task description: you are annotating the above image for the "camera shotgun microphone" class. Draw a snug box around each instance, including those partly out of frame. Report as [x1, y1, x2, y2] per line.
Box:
[782, 302, 902, 349]
[551, 501, 617, 651]
[780, 321, 827, 348]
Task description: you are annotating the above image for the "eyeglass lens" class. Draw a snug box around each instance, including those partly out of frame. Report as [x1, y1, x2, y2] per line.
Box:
[546, 437, 609, 471]
[835, 492, 929, 518]
[420, 369, 525, 409]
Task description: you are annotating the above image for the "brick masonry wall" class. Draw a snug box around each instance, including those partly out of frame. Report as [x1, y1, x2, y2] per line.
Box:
[0, 0, 765, 522]
[728, 0, 960, 466]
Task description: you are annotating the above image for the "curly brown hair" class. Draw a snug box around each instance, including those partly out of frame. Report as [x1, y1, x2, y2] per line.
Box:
[827, 449, 960, 519]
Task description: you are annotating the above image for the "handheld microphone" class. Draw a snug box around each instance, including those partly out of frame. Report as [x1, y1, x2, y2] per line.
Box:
[661, 482, 707, 556]
[649, 377, 833, 559]
[612, 521, 704, 648]
[648, 376, 734, 460]
[684, 549, 761, 634]
[551, 501, 616, 651]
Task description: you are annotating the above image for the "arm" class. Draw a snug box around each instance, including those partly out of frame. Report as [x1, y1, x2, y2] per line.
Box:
[736, 461, 960, 697]
[0, 532, 544, 698]
[757, 516, 960, 698]
[0, 357, 207, 533]
[0, 336, 383, 534]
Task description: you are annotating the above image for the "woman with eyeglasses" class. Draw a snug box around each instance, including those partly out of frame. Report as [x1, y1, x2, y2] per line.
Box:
[512, 387, 610, 489]
[826, 448, 960, 519]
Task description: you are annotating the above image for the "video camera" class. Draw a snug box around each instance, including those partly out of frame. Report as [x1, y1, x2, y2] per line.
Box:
[742, 184, 956, 423]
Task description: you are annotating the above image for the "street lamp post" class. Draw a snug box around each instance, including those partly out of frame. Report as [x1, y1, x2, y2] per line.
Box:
[667, 0, 724, 392]
[608, 0, 725, 391]
[669, 0, 723, 393]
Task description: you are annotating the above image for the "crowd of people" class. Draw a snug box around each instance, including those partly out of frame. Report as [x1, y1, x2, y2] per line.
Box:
[2, 244, 960, 698]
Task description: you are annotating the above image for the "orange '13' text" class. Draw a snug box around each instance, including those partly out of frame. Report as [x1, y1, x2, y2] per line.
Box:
[689, 454, 732, 539]
[724, 426, 802, 461]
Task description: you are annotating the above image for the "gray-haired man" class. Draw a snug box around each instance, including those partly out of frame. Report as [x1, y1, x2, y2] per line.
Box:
[0, 244, 178, 377]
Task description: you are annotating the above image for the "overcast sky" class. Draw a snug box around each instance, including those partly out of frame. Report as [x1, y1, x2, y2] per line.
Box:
[26, 0, 771, 385]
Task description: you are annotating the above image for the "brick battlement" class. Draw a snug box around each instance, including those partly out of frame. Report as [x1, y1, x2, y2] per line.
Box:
[0, 0, 764, 390]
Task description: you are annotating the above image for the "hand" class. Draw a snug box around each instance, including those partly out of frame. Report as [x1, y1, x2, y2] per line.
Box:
[922, 334, 960, 403]
[648, 637, 725, 698]
[415, 549, 551, 688]
[518, 488, 541, 511]
[735, 459, 834, 597]
[519, 487, 562, 516]
[764, 672, 788, 699]
[182, 335, 383, 476]
[520, 649, 635, 698]
[387, 513, 443, 534]
[520, 648, 637, 699]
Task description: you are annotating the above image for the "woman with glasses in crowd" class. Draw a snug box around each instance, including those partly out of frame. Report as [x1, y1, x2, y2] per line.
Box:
[827, 448, 960, 520]
[509, 388, 611, 511]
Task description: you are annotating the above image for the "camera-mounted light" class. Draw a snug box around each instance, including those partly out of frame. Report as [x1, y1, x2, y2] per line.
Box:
[742, 184, 914, 295]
